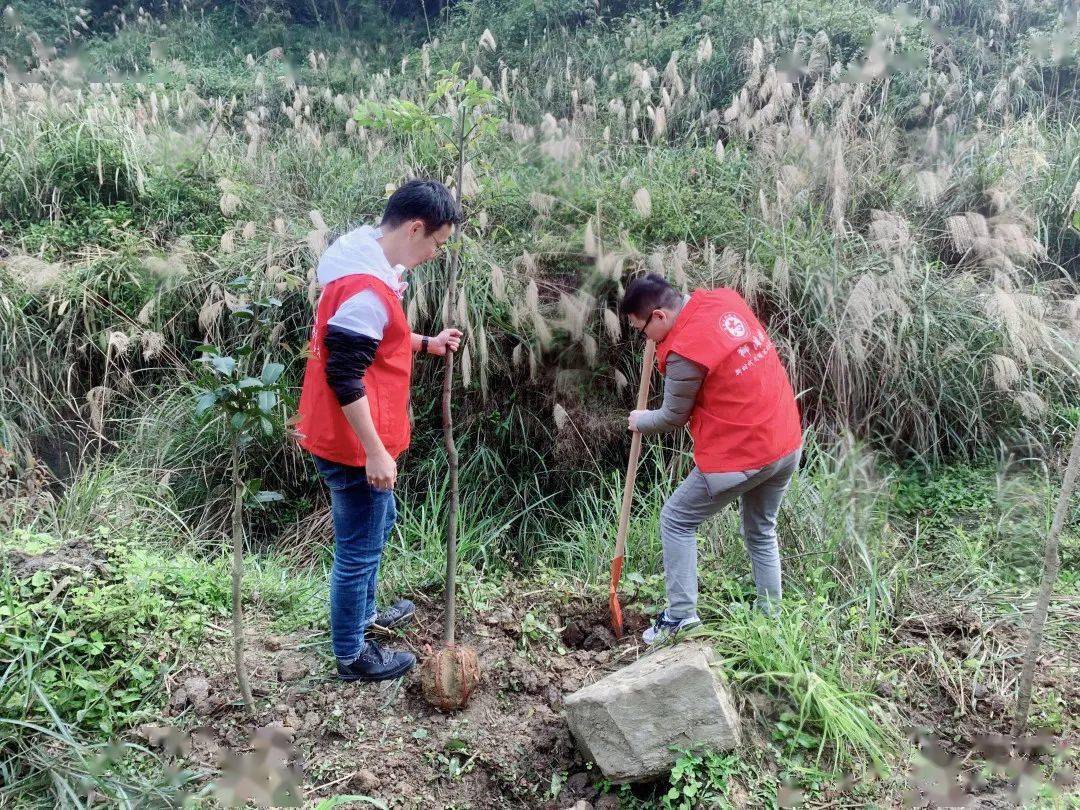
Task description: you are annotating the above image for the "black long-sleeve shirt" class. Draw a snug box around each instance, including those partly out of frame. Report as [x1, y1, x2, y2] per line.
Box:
[324, 325, 380, 407]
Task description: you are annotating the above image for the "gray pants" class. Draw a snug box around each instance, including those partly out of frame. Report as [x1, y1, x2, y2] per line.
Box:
[660, 448, 801, 618]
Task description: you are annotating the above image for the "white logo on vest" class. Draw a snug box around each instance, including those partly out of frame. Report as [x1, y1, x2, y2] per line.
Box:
[719, 312, 748, 339]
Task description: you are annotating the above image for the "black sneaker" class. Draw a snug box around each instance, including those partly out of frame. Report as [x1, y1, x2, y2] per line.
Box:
[337, 640, 416, 682]
[368, 599, 416, 635]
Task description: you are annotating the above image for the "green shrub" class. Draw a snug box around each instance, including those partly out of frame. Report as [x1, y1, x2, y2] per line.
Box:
[0, 527, 220, 734]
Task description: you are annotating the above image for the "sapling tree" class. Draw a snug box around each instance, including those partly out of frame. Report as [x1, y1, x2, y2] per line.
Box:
[1012, 422, 1080, 736]
[193, 277, 287, 714]
[354, 66, 499, 653]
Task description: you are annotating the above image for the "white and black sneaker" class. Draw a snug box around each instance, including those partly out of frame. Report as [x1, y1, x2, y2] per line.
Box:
[642, 611, 702, 645]
[337, 640, 416, 682]
[368, 599, 416, 635]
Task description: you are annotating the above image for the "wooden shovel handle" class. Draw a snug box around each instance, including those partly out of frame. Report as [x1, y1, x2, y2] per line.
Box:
[614, 340, 655, 560]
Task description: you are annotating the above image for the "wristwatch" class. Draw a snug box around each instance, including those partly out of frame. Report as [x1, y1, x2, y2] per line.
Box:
[421, 336, 430, 354]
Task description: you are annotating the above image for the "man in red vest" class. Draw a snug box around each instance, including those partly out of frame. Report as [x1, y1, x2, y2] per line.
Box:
[620, 273, 803, 643]
[296, 180, 462, 681]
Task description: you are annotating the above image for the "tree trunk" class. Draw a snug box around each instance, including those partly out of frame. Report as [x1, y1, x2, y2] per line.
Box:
[1012, 424, 1080, 736]
[440, 105, 468, 647]
[231, 435, 255, 713]
[441, 343, 459, 648]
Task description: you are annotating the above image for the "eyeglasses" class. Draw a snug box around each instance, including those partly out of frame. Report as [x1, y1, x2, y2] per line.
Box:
[635, 310, 656, 338]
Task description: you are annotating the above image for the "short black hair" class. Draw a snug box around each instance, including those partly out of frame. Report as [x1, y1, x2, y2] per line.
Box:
[381, 179, 463, 234]
[619, 273, 682, 319]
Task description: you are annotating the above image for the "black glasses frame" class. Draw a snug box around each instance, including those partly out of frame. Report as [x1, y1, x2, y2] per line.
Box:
[635, 310, 657, 337]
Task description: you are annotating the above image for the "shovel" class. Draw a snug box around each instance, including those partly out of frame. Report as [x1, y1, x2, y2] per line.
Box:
[610, 339, 656, 639]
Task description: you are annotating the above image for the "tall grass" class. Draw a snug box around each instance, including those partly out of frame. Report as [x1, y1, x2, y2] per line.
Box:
[696, 603, 897, 772]
[3, 4, 1075, 488]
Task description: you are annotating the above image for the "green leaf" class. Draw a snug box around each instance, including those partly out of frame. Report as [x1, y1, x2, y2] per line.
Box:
[194, 343, 218, 354]
[260, 415, 273, 436]
[257, 390, 278, 414]
[210, 355, 236, 376]
[238, 376, 263, 389]
[261, 362, 285, 385]
[195, 391, 217, 416]
[231, 412, 247, 430]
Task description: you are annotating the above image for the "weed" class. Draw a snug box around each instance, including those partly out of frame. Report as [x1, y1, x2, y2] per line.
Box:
[698, 601, 898, 772]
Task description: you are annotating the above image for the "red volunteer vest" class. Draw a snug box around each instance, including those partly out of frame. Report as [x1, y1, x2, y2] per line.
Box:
[656, 288, 802, 473]
[296, 275, 413, 466]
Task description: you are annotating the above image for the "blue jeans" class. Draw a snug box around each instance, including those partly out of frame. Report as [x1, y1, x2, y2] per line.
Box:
[313, 455, 397, 662]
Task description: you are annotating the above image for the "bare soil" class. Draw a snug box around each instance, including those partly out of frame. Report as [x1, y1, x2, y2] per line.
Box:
[154, 590, 652, 809]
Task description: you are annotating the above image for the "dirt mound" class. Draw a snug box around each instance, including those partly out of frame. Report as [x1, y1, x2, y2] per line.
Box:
[2, 536, 103, 580]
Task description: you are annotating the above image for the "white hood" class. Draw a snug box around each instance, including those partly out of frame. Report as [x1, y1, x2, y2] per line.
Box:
[315, 224, 407, 296]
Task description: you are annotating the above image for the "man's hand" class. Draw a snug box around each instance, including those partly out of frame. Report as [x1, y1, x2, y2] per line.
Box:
[628, 409, 646, 432]
[366, 449, 397, 491]
[428, 328, 463, 356]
